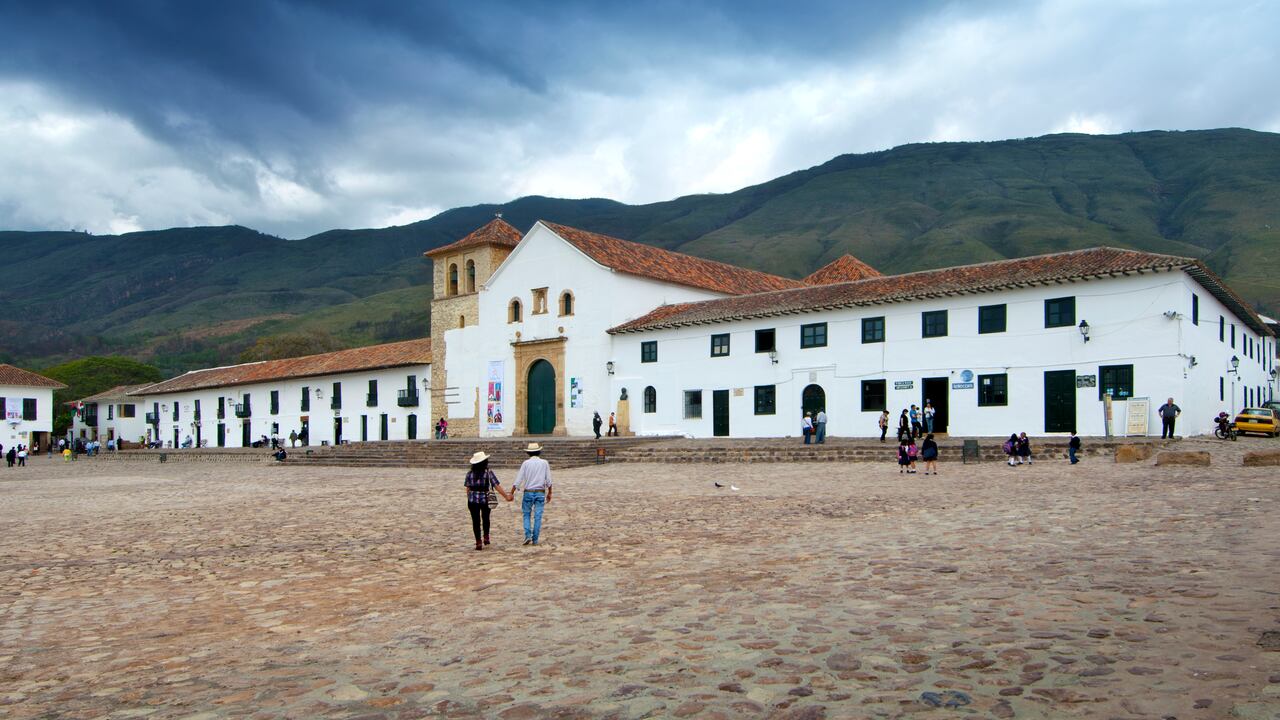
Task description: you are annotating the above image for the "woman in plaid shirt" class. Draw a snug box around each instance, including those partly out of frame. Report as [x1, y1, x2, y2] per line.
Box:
[465, 451, 513, 550]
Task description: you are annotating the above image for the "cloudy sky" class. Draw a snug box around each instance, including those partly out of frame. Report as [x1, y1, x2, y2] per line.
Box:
[1, 0, 1278, 238]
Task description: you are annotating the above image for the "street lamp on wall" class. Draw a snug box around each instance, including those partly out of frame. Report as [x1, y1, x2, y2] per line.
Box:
[768, 350, 779, 365]
[1078, 319, 1090, 343]
[606, 361, 615, 376]
[1229, 355, 1241, 374]
[314, 388, 323, 399]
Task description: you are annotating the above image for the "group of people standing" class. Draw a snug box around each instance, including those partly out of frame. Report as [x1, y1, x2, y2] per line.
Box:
[462, 442, 553, 550]
[3, 443, 31, 467]
[801, 409, 828, 443]
[896, 433, 939, 474]
[886, 402, 937, 442]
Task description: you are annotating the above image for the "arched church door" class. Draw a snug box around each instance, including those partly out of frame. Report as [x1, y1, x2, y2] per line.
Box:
[527, 360, 557, 435]
[802, 384, 826, 419]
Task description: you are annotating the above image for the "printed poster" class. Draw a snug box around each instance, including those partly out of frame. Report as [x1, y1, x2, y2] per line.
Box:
[570, 377, 583, 408]
[1126, 397, 1151, 437]
[486, 361, 504, 430]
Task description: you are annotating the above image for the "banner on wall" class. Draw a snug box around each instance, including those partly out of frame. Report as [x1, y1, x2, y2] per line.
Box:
[485, 361, 504, 430]
[570, 377, 583, 408]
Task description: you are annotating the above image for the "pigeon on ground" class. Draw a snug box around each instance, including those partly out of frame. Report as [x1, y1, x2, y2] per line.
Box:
[714, 482, 724, 488]
[730, 485, 740, 491]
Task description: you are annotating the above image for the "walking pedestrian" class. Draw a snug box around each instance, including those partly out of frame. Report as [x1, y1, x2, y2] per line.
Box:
[607, 412, 618, 437]
[920, 433, 938, 475]
[907, 437, 918, 473]
[592, 412, 603, 439]
[289, 430, 298, 448]
[436, 417, 448, 439]
[17, 445, 26, 467]
[878, 410, 889, 442]
[1017, 432, 1032, 465]
[802, 413, 814, 444]
[1068, 430, 1081, 464]
[924, 401, 936, 434]
[897, 410, 910, 442]
[1157, 397, 1181, 439]
[514, 442, 553, 545]
[897, 438, 912, 474]
[1003, 433, 1019, 466]
[815, 409, 827, 444]
[5, 446, 14, 467]
[464, 451, 513, 550]
[909, 405, 921, 438]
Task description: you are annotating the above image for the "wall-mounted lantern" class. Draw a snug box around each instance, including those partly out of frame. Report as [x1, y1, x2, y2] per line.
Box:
[1078, 319, 1090, 343]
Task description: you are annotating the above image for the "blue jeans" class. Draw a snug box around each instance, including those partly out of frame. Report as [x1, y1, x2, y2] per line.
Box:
[1068, 446, 1078, 464]
[925, 417, 934, 433]
[815, 422, 826, 443]
[803, 428, 811, 444]
[522, 492, 546, 542]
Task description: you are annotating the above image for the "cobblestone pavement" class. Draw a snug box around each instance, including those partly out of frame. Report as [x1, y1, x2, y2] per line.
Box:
[2, 437, 1278, 719]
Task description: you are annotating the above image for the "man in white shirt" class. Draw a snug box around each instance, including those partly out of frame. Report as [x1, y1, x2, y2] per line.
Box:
[815, 409, 828, 444]
[514, 442, 553, 545]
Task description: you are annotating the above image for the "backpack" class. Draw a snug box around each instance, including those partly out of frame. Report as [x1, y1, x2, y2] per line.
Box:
[1002, 440, 1014, 454]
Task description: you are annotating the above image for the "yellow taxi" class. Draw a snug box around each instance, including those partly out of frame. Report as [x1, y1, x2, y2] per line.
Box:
[1233, 407, 1279, 437]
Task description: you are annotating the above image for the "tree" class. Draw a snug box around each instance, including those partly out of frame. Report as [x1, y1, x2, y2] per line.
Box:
[41, 356, 164, 436]
[237, 331, 343, 363]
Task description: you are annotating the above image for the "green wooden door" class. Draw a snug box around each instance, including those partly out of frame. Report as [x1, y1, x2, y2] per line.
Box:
[712, 390, 730, 437]
[527, 360, 557, 435]
[217, 423, 225, 447]
[407, 414, 417, 440]
[1044, 370, 1076, 433]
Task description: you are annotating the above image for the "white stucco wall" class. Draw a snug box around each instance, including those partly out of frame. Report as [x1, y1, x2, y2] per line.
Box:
[462, 223, 726, 437]
[0, 385, 55, 449]
[123, 364, 430, 448]
[611, 271, 1273, 439]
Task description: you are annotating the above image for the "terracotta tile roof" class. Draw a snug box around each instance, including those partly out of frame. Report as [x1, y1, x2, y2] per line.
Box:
[610, 247, 1275, 337]
[138, 338, 432, 395]
[424, 218, 523, 257]
[74, 384, 155, 404]
[803, 255, 883, 285]
[542, 222, 804, 296]
[0, 364, 67, 389]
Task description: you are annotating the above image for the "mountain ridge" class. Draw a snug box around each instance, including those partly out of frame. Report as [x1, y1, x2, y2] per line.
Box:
[3, 128, 1277, 375]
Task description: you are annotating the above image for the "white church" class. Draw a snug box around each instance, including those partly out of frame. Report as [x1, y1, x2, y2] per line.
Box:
[428, 218, 1274, 440]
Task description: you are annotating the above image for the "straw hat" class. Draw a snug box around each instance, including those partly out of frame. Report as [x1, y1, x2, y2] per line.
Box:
[524, 442, 543, 453]
[469, 451, 490, 465]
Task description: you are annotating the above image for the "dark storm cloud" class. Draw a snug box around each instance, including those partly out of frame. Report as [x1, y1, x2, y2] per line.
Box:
[0, 1, 1275, 237]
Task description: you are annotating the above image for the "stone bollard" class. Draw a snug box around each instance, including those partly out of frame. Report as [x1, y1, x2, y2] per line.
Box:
[1154, 451, 1210, 467]
[1115, 445, 1156, 463]
[1242, 450, 1280, 467]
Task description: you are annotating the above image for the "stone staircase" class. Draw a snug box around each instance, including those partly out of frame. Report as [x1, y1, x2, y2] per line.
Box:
[607, 436, 1171, 465]
[286, 435, 1170, 469]
[287, 435, 664, 469]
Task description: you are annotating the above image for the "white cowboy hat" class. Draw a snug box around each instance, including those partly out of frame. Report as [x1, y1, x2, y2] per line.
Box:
[469, 451, 490, 464]
[524, 442, 543, 453]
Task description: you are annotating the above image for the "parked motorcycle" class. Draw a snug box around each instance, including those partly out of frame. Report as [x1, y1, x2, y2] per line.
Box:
[1213, 415, 1238, 441]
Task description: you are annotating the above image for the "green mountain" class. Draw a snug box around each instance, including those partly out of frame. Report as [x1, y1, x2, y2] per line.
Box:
[4, 128, 1278, 375]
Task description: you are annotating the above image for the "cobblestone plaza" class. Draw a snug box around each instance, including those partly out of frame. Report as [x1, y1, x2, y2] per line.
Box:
[2, 438, 1278, 719]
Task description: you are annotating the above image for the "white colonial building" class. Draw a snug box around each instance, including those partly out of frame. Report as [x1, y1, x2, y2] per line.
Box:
[0, 363, 66, 452]
[71, 339, 432, 448]
[70, 384, 152, 446]
[428, 218, 1274, 439]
